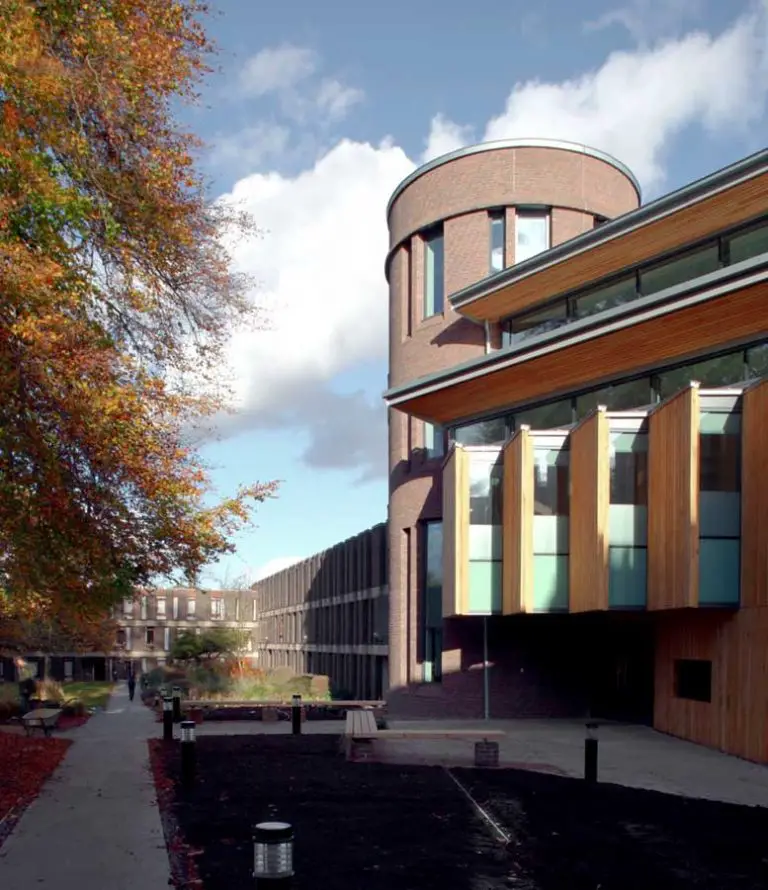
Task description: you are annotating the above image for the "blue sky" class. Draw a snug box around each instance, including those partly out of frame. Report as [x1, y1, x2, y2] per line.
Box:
[190, 0, 768, 585]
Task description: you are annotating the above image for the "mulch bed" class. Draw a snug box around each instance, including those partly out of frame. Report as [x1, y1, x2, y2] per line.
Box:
[150, 735, 768, 890]
[0, 732, 72, 849]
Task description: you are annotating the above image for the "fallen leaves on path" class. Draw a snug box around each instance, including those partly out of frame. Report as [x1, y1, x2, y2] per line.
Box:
[0, 732, 71, 847]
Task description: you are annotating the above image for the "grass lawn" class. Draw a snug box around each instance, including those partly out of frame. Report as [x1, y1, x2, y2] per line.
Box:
[61, 681, 114, 709]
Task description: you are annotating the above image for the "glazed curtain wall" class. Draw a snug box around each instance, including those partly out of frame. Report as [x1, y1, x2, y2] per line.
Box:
[441, 384, 748, 616]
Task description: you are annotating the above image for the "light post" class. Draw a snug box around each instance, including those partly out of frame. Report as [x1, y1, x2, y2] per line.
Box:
[253, 821, 294, 887]
[172, 685, 182, 723]
[585, 721, 599, 783]
[291, 694, 301, 736]
[180, 720, 196, 786]
[162, 696, 174, 742]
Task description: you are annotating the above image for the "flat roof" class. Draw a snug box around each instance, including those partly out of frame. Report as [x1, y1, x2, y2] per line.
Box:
[450, 146, 768, 321]
[386, 138, 642, 221]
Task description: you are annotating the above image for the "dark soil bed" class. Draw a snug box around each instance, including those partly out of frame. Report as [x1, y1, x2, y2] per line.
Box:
[151, 735, 768, 890]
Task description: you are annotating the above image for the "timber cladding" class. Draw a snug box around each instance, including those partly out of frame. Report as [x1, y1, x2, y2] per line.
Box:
[502, 428, 533, 614]
[741, 378, 768, 609]
[442, 446, 469, 617]
[465, 171, 768, 322]
[647, 384, 700, 611]
[404, 280, 768, 425]
[654, 607, 768, 763]
[569, 409, 610, 613]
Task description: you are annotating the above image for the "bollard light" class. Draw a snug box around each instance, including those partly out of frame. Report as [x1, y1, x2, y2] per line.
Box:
[172, 685, 182, 723]
[162, 696, 174, 742]
[253, 821, 294, 883]
[584, 720, 599, 783]
[163, 696, 173, 712]
[180, 720, 196, 743]
[291, 694, 302, 736]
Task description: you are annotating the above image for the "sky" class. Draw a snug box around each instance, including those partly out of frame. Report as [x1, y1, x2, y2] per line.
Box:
[190, 0, 768, 586]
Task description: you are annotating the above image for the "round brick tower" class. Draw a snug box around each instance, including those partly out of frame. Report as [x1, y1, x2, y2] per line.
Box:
[385, 139, 641, 714]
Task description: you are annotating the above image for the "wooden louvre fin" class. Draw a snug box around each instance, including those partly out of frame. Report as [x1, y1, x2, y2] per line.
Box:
[647, 383, 700, 610]
[442, 445, 470, 617]
[569, 408, 610, 613]
[502, 428, 533, 614]
[741, 377, 768, 609]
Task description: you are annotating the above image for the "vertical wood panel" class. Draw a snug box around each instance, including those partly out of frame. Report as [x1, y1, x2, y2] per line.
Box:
[648, 383, 700, 610]
[654, 608, 768, 763]
[442, 446, 470, 617]
[741, 378, 768, 609]
[502, 428, 533, 614]
[569, 409, 610, 612]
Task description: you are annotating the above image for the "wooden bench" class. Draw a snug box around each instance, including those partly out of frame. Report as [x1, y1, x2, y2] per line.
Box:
[22, 708, 63, 738]
[342, 713, 506, 762]
[182, 699, 386, 723]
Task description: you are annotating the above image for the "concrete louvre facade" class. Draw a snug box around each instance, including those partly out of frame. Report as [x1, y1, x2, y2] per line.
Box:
[251, 523, 389, 700]
[382, 139, 768, 763]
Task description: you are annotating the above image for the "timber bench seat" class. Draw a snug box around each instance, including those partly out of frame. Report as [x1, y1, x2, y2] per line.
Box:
[182, 699, 385, 722]
[342, 712, 505, 761]
[22, 708, 63, 738]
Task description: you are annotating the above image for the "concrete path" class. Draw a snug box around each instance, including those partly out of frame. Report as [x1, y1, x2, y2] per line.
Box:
[0, 684, 169, 889]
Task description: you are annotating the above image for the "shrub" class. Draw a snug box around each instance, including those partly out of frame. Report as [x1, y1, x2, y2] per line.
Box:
[35, 679, 65, 704]
[62, 700, 87, 718]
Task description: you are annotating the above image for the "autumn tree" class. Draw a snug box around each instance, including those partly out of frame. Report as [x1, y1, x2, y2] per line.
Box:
[0, 1, 276, 624]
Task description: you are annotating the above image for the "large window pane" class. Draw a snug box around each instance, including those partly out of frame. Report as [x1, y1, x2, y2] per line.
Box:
[515, 211, 550, 264]
[727, 223, 768, 265]
[610, 435, 648, 506]
[489, 211, 505, 273]
[514, 399, 573, 431]
[656, 351, 746, 399]
[700, 433, 740, 492]
[454, 417, 507, 446]
[746, 343, 768, 379]
[423, 227, 444, 318]
[469, 454, 503, 525]
[533, 446, 569, 517]
[576, 378, 653, 418]
[423, 521, 443, 627]
[575, 276, 637, 319]
[639, 245, 719, 296]
[503, 301, 568, 347]
[424, 422, 444, 459]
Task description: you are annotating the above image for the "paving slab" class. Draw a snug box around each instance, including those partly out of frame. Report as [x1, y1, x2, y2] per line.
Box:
[0, 684, 169, 890]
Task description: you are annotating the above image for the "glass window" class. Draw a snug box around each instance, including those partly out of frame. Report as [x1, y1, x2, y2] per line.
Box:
[123, 599, 133, 617]
[156, 597, 166, 619]
[146, 627, 155, 646]
[514, 399, 573, 431]
[489, 211, 505, 272]
[533, 446, 569, 517]
[727, 223, 768, 266]
[515, 210, 550, 264]
[503, 301, 567, 347]
[187, 598, 196, 618]
[454, 417, 507, 447]
[746, 343, 768, 379]
[172, 596, 179, 619]
[164, 627, 171, 651]
[423, 520, 443, 682]
[575, 378, 653, 419]
[424, 422, 444, 459]
[656, 351, 746, 399]
[423, 226, 444, 318]
[211, 597, 224, 619]
[575, 276, 637, 319]
[469, 455, 503, 526]
[700, 433, 740, 492]
[140, 595, 148, 620]
[639, 245, 719, 296]
[610, 437, 648, 506]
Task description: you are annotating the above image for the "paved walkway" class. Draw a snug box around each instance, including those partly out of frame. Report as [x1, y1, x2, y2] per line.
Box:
[0, 684, 169, 889]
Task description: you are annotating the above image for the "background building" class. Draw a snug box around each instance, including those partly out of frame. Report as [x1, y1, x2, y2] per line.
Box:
[251, 523, 389, 700]
[383, 140, 768, 763]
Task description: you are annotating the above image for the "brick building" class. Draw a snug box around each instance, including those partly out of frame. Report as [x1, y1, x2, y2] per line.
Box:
[251, 524, 389, 700]
[382, 138, 768, 763]
[0, 587, 261, 683]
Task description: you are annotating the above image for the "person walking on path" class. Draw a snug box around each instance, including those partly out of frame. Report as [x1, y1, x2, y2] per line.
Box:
[15, 657, 37, 715]
[127, 672, 136, 701]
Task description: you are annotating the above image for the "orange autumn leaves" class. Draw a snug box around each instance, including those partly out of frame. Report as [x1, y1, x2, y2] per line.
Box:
[0, 1, 276, 620]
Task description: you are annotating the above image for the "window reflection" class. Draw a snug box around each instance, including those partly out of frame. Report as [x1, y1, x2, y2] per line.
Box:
[515, 211, 550, 264]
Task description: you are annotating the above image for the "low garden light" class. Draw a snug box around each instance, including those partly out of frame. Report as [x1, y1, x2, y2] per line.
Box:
[291, 694, 302, 736]
[180, 720, 196, 785]
[172, 685, 182, 723]
[162, 696, 174, 742]
[253, 821, 294, 886]
[584, 721, 599, 783]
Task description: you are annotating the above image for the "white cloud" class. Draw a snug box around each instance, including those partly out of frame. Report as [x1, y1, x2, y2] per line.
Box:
[235, 44, 364, 125]
[315, 78, 365, 120]
[208, 4, 768, 479]
[251, 555, 304, 582]
[584, 0, 706, 44]
[429, 1, 768, 190]
[239, 44, 317, 97]
[421, 113, 474, 163]
[208, 123, 291, 174]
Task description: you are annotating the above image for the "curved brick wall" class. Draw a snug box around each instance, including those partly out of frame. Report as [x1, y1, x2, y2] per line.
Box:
[386, 140, 640, 705]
